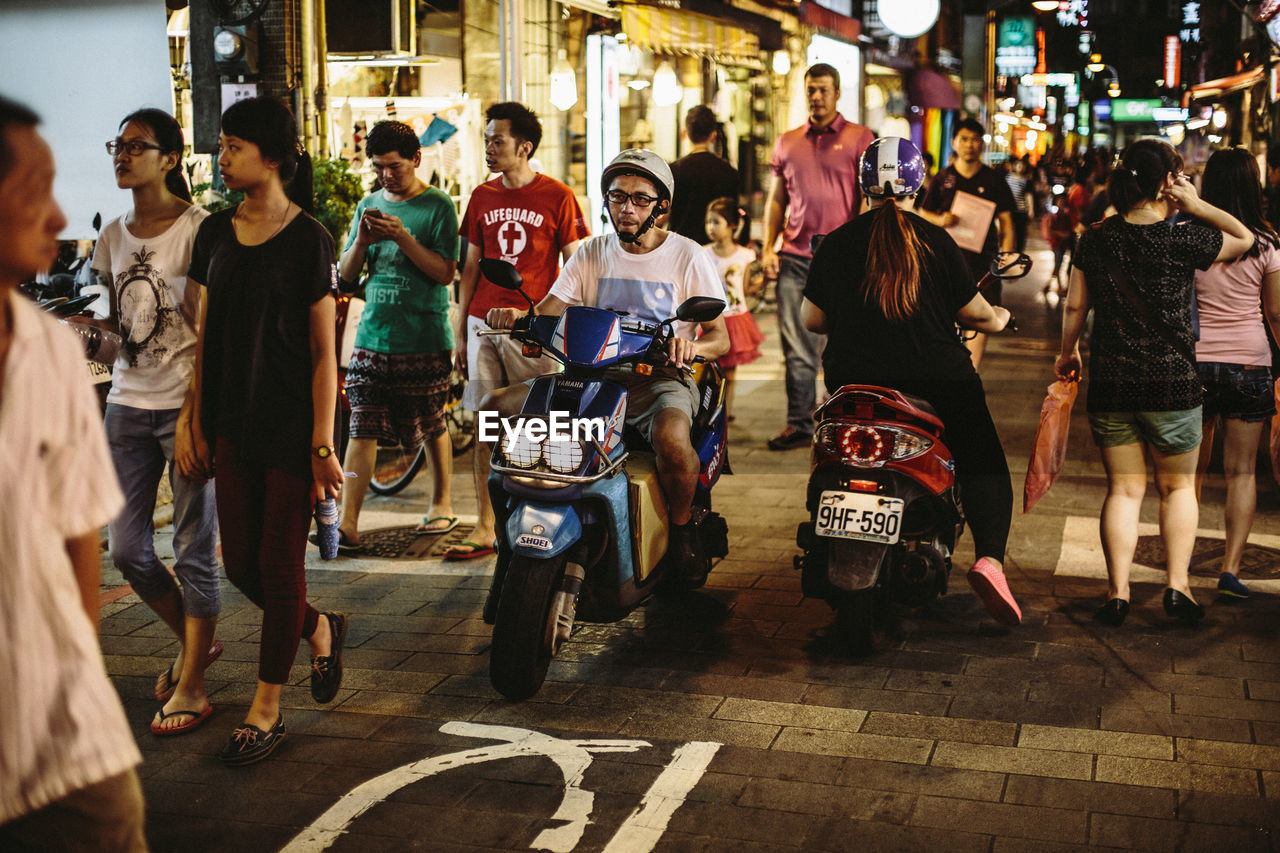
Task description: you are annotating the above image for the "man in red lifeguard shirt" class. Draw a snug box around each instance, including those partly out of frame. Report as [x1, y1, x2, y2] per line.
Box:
[452, 101, 589, 560]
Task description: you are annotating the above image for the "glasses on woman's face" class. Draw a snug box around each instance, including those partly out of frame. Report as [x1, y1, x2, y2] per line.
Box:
[605, 189, 659, 209]
[106, 139, 164, 157]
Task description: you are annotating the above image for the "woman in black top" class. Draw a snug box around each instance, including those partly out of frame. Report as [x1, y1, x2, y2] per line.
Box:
[178, 97, 347, 765]
[1057, 139, 1252, 627]
[803, 137, 1022, 627]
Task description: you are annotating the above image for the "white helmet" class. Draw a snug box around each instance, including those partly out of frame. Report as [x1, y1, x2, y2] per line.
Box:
[600, 148, 675, 202]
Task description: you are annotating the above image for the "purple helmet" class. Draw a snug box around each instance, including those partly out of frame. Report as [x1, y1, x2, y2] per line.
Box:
[859, 137, 927, 199]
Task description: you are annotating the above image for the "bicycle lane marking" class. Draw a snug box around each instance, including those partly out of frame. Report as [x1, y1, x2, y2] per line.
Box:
[279, 721, 720, 853]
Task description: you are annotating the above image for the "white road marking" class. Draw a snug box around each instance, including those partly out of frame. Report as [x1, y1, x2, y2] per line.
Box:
[601, 741, 722, 853]
[1054, 515, 1280, 592]
[281, 722, 719, 853]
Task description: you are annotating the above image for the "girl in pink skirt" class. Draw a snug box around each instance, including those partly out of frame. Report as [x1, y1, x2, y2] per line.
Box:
[704, 197, 764, 420]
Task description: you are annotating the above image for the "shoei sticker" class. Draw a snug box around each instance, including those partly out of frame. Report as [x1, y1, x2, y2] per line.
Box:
[516, 534, 554, 550]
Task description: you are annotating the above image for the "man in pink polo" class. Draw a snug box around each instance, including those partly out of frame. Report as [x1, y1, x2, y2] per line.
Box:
[761, 63, 874, 450]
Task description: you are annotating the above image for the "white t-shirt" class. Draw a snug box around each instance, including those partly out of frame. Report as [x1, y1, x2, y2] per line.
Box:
[1194, 240, 1280, 366]
[705, 244, 756, 316]
[547, 231, 724, 338]
[91, 204, 208, 409]
[0, 292, 138, 823]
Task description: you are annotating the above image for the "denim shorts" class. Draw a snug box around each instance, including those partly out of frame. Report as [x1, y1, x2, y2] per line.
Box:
[1198, 362, 1276, 423]
[1088, 407, 1203, 456]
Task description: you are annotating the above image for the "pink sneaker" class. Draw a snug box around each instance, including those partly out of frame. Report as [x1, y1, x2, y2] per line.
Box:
[967, 558, 1022, 626]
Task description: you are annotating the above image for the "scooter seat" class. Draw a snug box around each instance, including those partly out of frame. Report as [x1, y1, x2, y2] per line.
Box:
[899, 392, 938, 418]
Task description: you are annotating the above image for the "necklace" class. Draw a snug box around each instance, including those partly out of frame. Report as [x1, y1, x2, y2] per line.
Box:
[234, 200, 292, 245]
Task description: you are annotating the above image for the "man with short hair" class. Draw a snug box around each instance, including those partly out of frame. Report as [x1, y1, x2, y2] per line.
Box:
[336, 119, 460, 550]
[452, 101, 589, 561]
[762, 63, 875, 450]
[0, 95, 147, 852]
[486, 149, 728, 585]
[669, 105, 740, 244]
[917, 118, 1016, 368]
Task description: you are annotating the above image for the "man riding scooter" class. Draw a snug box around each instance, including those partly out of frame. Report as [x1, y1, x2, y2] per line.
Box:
[484, 149, 729, 587]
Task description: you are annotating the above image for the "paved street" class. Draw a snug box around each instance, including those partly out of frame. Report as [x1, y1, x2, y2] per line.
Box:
[98, 236, 1280, 852]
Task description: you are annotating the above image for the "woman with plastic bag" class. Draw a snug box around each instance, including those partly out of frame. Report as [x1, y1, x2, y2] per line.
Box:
[1192, 147, 1280, 602]
[1056, 139, 1253, 627]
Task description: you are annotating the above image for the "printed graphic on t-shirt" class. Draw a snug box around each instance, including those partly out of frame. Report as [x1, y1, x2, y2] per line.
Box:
[483, 207, 546, 263]
[116, 248, 184, 368]
[597, 277, 676, 327]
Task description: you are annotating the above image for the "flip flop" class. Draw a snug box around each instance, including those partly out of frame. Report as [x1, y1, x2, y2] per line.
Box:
[154, 640, 224, 703]
[150, 704, 214, 736]
[416, 515, 459, 535]
[443, 540, 497, 561]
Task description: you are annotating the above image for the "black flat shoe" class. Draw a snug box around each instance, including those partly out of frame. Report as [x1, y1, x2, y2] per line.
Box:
[218, 716, 285, 766]
[1163, 588, 1204, 624]
[310, 611, 348, 703]
[1095, 598, 1129, 627]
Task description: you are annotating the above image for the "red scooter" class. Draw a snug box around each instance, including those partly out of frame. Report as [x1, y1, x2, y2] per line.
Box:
[793, 252, 1030, 654]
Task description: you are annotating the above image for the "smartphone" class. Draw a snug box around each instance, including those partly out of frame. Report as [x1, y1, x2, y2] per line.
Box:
[364, 207, 383, 219]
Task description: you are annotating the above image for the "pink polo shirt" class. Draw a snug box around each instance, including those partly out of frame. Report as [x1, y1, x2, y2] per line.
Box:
[1194, 240, 1280, 366]
[770, 113, 875, 258]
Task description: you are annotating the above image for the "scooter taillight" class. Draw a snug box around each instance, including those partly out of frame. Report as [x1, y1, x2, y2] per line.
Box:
[817, 422, 934, 467]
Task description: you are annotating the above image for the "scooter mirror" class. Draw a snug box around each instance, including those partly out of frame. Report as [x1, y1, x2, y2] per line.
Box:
[675, 296, 727, 324]
[991, 251, 1032, 280]
[479, 258, 536, 310]
[479, 258, 523, 290]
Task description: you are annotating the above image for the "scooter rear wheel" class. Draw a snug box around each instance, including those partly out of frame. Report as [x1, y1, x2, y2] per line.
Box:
[490, 554, 567, 701]
[834, 590, 876, 657]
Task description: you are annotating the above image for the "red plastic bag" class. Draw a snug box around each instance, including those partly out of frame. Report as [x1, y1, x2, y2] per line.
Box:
[1024, 379, 1078, 513]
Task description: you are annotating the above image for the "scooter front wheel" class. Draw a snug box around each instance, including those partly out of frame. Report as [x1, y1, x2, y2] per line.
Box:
[490, 554, 568, 701]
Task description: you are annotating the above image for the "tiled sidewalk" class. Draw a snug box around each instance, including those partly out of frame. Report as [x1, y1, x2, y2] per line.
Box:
[99, 237, 1280, 851]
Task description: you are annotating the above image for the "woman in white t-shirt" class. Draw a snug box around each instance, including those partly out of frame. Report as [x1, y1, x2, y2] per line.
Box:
[703, 197, 763, 421]
[79, 109, 222, 736]
[1193, 147, 1280, 602]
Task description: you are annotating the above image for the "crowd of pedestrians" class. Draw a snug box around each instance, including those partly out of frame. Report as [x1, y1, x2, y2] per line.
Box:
[7, 64, 1280, 847]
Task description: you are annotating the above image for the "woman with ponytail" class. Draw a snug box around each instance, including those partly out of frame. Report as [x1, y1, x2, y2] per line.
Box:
[1057, 138, 1253, 627]
[77, 107, 224, 736]
[178, 95, 346, 765]
[802, 137, 1023, 627]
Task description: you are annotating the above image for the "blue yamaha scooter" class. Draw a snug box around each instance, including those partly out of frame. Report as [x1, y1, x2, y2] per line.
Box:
[477, 259, 730, 700]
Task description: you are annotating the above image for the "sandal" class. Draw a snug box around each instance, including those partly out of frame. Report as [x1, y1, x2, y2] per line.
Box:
[416, 515, 459, 535]
[309, 528, 362, 555]
[150, 704, 214, 736]
[443, 540, 497, 561]
[154, 640, 224, 703]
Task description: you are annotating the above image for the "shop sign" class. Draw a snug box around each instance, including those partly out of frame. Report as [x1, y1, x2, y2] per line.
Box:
[1093, 99, 1111, 121]
[1164, 35, 1181, 88]
[813, 0, 854, 15]
[996, 16, 1036, 76]
[1020, 73, 1076, 87]
[1110, 98, 1161, 122]
[1180, 1, 1200, 43]
[1152, 107, 1188, 122]
[1078, 102, 1090, 136]
[1057, 0, 1088, 28]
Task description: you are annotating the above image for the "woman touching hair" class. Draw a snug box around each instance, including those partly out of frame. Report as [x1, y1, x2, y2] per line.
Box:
[1057, 138, 1253, 627]
[180, 96, 347, 765]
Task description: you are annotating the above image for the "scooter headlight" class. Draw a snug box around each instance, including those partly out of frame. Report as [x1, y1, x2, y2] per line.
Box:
[500, 428, 543, 469]
[542, 439, 584, 473]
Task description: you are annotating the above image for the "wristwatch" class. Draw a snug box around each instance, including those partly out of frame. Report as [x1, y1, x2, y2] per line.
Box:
[313, 445, 335, 459]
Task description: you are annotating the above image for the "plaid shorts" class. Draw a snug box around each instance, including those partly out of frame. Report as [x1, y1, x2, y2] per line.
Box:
[346, 348, 451, 447]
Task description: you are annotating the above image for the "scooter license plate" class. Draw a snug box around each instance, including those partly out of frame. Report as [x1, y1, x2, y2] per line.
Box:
[815, 490, 904, 544]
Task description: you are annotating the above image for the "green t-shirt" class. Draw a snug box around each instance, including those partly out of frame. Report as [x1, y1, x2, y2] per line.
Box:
[345, 186, 459, 354]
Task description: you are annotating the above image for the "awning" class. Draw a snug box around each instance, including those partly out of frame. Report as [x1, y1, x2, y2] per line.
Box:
[620, 3, 764, 69]
[800, 1, 861, 44]
[1181, 67, 1265, 107]
[908, 68, 960, 110]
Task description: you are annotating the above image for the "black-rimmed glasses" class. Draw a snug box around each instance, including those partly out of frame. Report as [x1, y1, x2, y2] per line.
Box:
[106, 139, 165, 157]
[605, 189, 660, 208]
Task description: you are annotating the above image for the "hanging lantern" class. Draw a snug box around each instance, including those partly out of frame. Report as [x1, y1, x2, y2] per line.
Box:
[877, 0, 940, 39]
[652, 61, 682, 107]
[549, 50, 578, 111]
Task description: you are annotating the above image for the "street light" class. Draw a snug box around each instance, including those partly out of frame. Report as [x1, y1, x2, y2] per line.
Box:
[1031, 1, 1060, 11]
[1087, 53, 1105, 73]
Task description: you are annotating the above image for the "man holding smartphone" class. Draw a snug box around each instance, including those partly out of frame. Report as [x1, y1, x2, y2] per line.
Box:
[334, 120, 460, 552]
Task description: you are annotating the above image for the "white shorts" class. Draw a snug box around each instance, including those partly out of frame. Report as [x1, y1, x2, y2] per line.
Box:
[463, 314, 562, 408]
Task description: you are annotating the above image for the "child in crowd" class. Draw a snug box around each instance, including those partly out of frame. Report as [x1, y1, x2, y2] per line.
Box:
[703, 197, 763, 420]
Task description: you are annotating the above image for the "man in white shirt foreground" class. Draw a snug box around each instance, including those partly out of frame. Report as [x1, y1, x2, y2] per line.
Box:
[0, 96, 147, 851]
